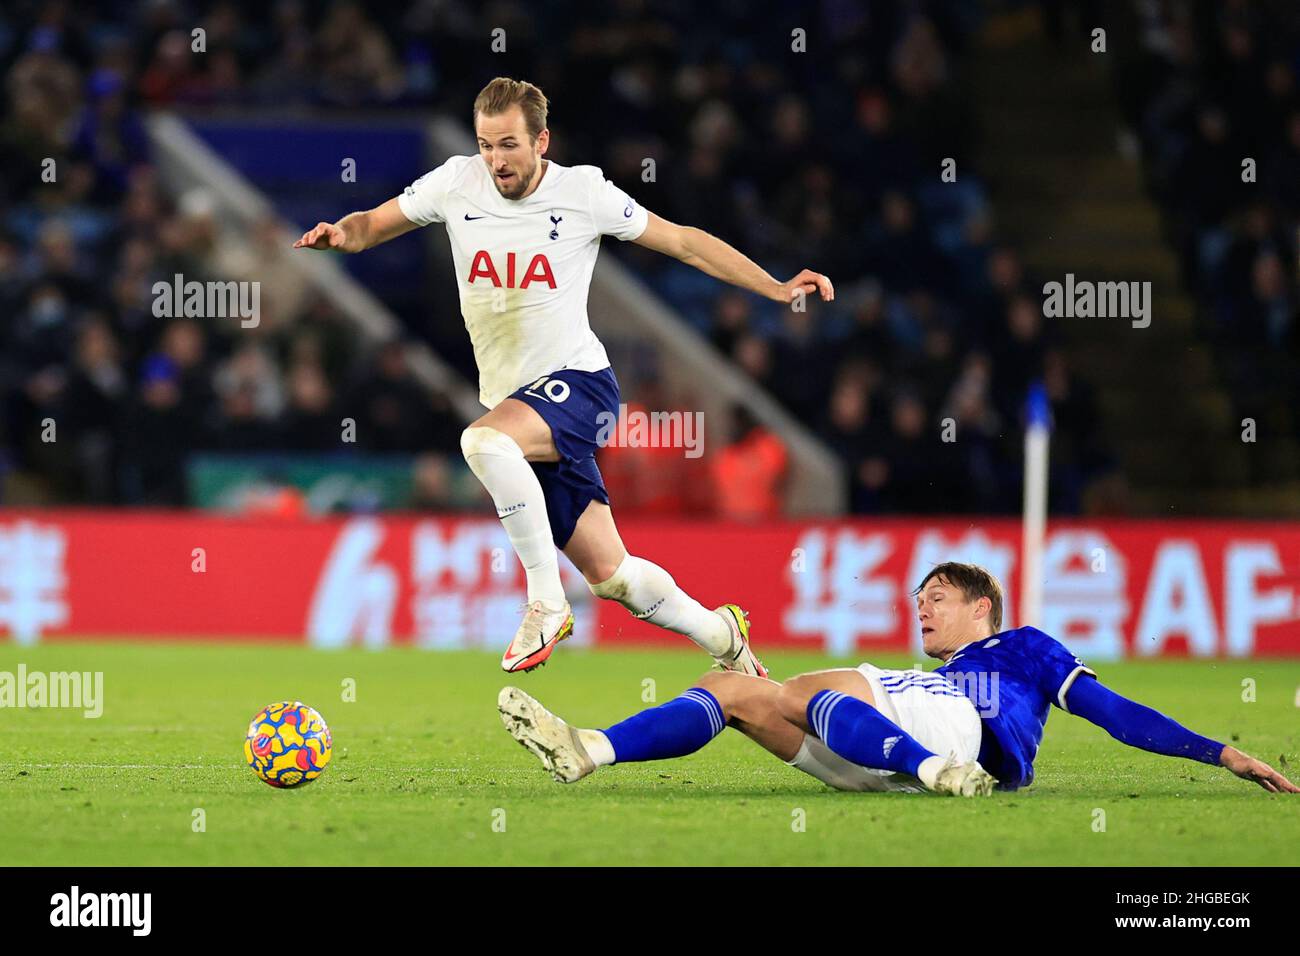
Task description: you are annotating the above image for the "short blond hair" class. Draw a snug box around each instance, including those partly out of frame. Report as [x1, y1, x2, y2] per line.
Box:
[473, 77, 548, 140]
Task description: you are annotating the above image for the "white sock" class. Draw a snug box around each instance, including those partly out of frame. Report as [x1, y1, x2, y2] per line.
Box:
[588, 554, 732, 656]
[461, 426, 566, 610]
[577, 728, 615, 767]
[789, 738, 877, 791]
[916, 755, 946, 791]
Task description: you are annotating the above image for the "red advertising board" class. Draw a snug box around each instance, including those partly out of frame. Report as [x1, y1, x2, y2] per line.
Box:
[0, 511, 1298, 658]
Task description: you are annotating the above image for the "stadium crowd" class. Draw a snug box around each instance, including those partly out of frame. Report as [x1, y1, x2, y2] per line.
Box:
[0, 1, 466, 508]
[1115, 0, 1300, 429]
[0, 0, 1111, 516]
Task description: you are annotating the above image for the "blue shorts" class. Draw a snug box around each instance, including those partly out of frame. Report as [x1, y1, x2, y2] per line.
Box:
[508, 367, 620, 548]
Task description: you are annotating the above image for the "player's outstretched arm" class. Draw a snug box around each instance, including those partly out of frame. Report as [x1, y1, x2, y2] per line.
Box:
[633, 211, 834, 305]
[292, 197, 418, 254]
[1064, 676, 1298, 793]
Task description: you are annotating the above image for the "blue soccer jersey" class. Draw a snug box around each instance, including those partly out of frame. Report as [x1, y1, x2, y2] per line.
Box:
[934, 626, 1095, 790]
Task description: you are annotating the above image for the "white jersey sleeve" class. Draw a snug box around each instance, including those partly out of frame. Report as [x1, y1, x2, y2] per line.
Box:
[398, 158, 466, 226]
[586, 169, 649, 241]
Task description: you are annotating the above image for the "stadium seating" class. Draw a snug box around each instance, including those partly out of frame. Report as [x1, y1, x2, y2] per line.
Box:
[0, 1, 1210, 518]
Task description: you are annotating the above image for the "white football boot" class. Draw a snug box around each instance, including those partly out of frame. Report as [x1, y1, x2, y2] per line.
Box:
[712, 604, 768, 678]
[500, 600, 574, 673]
[498, 686, 596, 784]
[926, 753, 997, 797]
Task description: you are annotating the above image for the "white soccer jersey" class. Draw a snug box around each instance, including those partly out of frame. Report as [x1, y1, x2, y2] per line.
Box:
[397, 155, 649, 408]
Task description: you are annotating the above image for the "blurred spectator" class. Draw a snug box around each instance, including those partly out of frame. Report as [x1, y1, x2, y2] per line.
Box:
[941, 352, 1008, 513]
[159, 318, 214, 425]
[346, 339, 436, 453]
[867, 390, 968, 514]
[59, 316, 127, 502]
[411, 452, 456, 510]
[598, 376, 706, 514]
[769, 307, 834, 423]
[71, 69, 149, 203]
[841, 280, 896, 369]
[315, 1, 405, 106]
[709, 291, 754, 357]
[282, 361, 340, 451]
[732, 333, 775, 393]
[138, 30, 203, 105]
[1042, 348, 1110, 510]
[710, 406, 788, 521]
[241, 480, 308, 518]
[990, 293, 1050, 423]
[119, 355, 192, 504]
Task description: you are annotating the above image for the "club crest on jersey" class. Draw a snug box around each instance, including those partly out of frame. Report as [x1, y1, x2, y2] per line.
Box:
[549, 214, 563, 240]
[467, 251, 557, 289]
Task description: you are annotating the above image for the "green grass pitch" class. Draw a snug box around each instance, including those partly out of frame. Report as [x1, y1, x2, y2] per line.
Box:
[1, 642, 1296, 866]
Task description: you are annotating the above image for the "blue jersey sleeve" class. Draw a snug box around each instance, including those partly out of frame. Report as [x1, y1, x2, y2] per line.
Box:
[1022, 628, 1096, 711]
[1063, 677, 1225, 765]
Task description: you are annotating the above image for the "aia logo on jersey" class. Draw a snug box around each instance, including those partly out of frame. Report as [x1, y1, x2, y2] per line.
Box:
[467, 251, 556, 289]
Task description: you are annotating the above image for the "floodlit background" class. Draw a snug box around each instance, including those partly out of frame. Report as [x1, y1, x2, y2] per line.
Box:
[0, 0, 1296, 655]
[1, 0, 1299, 873]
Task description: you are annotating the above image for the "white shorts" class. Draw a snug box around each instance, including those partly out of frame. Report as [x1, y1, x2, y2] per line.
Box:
[788, 664, 983, 793]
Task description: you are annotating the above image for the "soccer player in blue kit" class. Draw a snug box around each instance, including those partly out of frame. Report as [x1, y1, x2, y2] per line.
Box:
[499, 562, 1298, 797]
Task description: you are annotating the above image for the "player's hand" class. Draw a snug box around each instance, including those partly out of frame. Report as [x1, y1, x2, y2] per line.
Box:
[774, 269, 834, 304]
[1221, 746, 1299, 793]
[293, 221, 348, 251]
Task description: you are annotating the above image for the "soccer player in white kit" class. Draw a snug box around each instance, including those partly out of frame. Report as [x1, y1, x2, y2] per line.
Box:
[295, 77, 834, 673]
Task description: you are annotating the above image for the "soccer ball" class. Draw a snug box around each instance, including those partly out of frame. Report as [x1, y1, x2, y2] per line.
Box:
[244, 700, 333, 788]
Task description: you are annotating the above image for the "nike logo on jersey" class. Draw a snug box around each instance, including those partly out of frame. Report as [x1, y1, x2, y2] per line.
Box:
[464, 213, 488, 220]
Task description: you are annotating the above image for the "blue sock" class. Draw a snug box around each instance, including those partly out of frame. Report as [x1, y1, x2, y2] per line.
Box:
[807, 690, 936, 776]
[602, 688, 726, 763]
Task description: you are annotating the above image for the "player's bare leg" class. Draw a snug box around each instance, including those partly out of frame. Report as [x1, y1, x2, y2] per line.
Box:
[694, 671, 802, 757]
[499, 671, 796, 783]
[461, 398, 572, 673]
[777, 669, 995, 797]
[471, 397, 561, 461]
[563, 500, 767, 676]
[776, 668, 881, 727]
